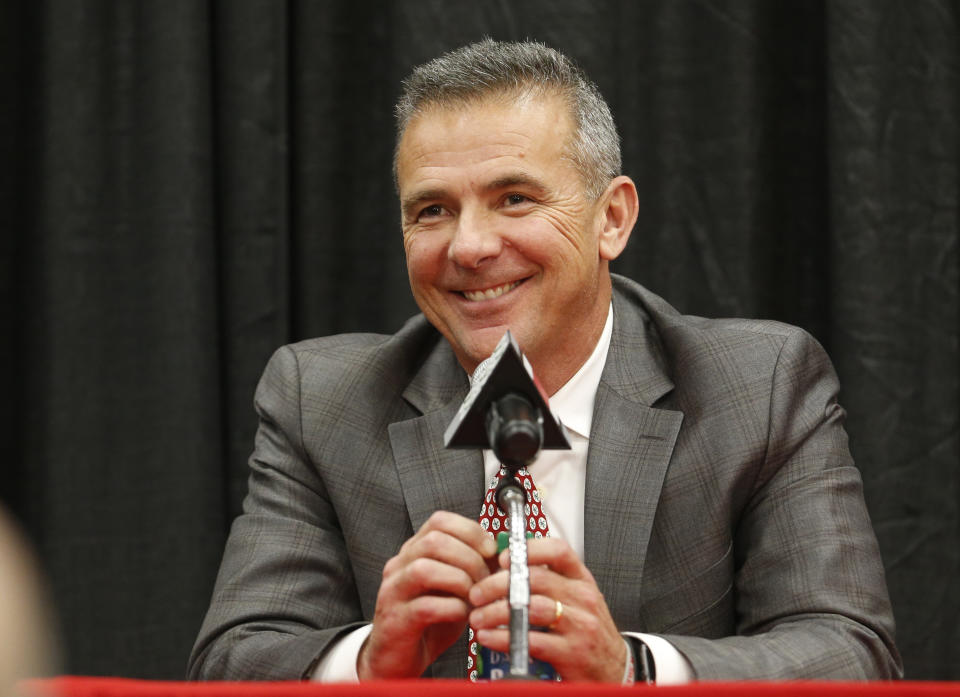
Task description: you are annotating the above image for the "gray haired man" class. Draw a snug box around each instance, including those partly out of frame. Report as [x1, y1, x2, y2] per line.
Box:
[189, 40, 901, 683]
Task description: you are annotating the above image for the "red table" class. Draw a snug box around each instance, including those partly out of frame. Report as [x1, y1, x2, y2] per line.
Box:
[22, 678, 960, 697]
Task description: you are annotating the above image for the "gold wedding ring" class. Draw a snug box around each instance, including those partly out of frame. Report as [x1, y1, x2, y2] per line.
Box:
[548, 599, 564, 630]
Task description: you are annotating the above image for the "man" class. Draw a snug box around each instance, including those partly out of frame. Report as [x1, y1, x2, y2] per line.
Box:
[189, 40, 902, 682]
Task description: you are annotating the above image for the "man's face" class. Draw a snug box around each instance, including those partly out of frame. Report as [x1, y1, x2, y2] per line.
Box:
[396, 93, 613, 390]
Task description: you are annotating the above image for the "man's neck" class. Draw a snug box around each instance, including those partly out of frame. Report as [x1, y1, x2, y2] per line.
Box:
[547, 303, 614, 435]
[534, 308, 612, 397]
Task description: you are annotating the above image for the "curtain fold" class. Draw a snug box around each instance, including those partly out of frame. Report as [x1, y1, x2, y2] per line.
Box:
[2, 0, 956, 680]
[825, 1, 960, 678]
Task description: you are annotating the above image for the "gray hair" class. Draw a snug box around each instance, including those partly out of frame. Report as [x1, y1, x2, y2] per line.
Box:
[394, 39, 621, 200]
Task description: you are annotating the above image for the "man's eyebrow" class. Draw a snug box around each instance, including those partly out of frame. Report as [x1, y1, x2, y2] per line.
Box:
[401, 174, 549, 218]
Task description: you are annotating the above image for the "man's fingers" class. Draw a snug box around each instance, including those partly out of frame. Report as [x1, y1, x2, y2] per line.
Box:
[473, 624, 568, 662]
[536, 594, 566, 629]
[406, 595, 472, 627]
[468, 568, 509, 608]
[419, 510, 497, 558]
[471, 562, 582, 611]
[385, 511, 496, 587]
[468, 597, 507, 630]
[499, 537, 592, 581]
[389, 557, 476, 600]
[472, 627, 510, 653]
[393, 528, 492, 584]
[470, 594, 561, 631]
[377, 593, 470, 633]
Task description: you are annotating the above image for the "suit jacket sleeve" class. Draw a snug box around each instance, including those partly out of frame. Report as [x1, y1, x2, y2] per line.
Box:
[662, 329, 902, 679]
[187, 345, 367, 680]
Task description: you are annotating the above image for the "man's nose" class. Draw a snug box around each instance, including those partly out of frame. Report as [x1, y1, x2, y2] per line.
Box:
[447, 209, 502, 269]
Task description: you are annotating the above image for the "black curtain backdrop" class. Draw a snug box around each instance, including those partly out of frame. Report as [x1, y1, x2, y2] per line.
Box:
[1, 0, 957, 681]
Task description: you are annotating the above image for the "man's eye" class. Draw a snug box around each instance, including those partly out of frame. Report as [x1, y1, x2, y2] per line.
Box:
[504, 193, 529, 206]
[418, 204, 445, 220]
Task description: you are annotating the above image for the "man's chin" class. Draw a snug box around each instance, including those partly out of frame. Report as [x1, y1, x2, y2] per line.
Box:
[451, 327, 516, 372]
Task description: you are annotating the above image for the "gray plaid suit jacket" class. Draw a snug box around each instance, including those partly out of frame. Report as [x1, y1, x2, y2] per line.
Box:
[188, 275, 902, 681]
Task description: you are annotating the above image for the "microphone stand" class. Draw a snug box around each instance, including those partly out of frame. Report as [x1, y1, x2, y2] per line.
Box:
[495, 476, 537, 679]
[486, 394, 542, 679]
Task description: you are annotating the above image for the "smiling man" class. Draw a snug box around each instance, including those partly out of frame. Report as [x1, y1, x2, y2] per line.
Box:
[189, 40, 901, 683]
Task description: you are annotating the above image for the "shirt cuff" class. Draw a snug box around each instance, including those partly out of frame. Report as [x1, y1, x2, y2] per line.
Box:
[624, 632, 695, 685]
[310, 624, 372, 682]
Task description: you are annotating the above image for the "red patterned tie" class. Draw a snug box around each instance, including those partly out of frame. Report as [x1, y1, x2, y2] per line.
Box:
[468, 465, 550, 681]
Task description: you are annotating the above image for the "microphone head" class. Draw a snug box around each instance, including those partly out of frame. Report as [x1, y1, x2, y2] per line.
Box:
[444, 331, 570, 454]
[486, 393, 543, 467]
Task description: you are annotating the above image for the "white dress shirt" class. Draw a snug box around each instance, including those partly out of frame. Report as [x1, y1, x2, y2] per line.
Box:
[313, 305, 694, 683]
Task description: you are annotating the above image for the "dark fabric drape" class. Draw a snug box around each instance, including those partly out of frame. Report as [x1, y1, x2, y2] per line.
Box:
[1, 0, 956, 681]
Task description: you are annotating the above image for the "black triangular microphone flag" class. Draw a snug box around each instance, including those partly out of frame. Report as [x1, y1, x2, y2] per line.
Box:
[444, 330, 571, 451]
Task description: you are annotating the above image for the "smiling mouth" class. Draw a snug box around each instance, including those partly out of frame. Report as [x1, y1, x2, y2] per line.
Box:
[459, 279, 525, 302]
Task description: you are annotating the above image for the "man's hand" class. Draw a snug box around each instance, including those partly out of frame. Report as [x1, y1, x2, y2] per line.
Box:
[357, 511, 497, 680]
[467, 537, 627, 682]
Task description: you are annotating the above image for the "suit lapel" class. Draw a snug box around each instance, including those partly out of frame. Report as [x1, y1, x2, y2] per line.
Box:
[390, 404, 485, 529]
[388, 339, 485, 536]
[584, 285, 683, 628]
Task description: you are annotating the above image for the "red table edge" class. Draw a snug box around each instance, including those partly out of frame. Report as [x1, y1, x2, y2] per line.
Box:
[19, 677, 960, 697]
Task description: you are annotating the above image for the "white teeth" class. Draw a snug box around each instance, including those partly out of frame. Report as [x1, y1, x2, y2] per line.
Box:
[463, 280, 520, 301]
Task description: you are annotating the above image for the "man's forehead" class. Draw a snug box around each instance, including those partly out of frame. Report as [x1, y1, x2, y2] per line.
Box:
[396, 94, 576, 187]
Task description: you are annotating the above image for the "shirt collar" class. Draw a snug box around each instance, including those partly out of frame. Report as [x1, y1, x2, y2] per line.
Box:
[547, 303, 613, 439]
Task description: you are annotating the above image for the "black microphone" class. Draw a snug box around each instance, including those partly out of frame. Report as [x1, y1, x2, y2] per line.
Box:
[444, 330, 570, 468]
[486, 392, 541, 469]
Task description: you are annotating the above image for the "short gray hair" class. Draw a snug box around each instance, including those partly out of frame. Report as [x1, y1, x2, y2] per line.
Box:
[394, 39, 621, 200]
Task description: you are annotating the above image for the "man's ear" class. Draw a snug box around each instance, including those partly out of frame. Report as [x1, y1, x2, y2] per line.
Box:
[597, 176, 638, 261]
